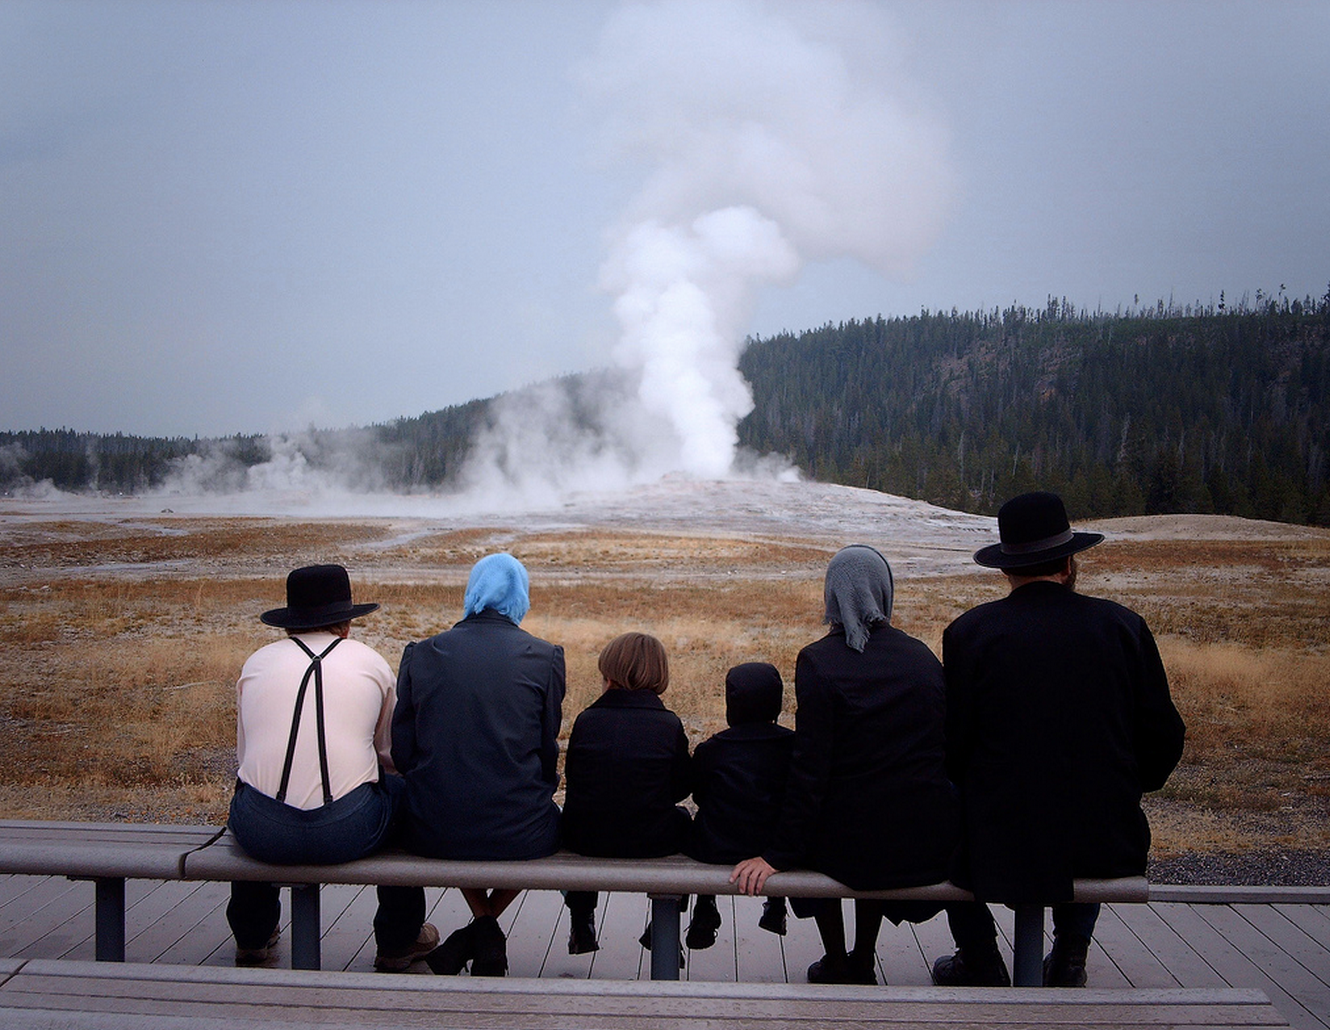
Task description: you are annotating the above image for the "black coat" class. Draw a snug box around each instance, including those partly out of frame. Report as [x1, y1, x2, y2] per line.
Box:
[561, 689, 692, 858]
[763, 624, 959, 891]
[392, 610, 564, 860]
[686, 723, 795, 865]
[943, 581, 1186, 903]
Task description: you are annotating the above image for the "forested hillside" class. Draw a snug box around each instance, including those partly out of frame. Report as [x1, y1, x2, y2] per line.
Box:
[738, 297, 1330, 522]
[4, 296, 1328, 524]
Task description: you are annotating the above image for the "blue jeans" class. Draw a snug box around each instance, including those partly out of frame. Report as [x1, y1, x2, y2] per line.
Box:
[226, 776, 419, 951]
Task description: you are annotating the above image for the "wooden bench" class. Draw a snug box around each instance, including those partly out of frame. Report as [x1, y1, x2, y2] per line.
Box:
[0, 821, 224, 962]
[0, 959, 1292, 1028]
[0, 819, 1148, 985]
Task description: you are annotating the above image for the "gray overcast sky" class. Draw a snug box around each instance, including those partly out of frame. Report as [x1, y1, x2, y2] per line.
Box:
[2, 0, 1327, 439]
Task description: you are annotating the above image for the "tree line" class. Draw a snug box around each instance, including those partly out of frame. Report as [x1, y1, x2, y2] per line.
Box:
[4, 293, 1329, 525]
[737, 294, 1330, 523]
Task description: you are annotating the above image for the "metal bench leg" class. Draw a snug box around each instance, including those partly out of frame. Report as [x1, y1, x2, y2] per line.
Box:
[94, 877, 126, 962]
[648, 894, 682, 981]
[290, 883, 321, 970]
[1012, 904, 1044, 986]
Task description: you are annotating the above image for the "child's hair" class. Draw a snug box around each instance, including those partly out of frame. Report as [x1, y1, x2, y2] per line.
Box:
[599, 632, 669, 695]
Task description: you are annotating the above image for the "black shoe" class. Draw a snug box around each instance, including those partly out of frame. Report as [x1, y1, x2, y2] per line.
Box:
[425, 922, 475, 975]
[758, 897, 787, 936]
[807, 952, 876, 985]
[1043, 935, 1089, 987]
[469, 916, 508, 977]
[685, 900, 722, 950]
[568, 909, 599, 955]
[931, 946, 1011, 987]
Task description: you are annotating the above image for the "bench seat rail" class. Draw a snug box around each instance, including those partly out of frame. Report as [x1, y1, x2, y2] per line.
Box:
[0, 820, 1150, 983]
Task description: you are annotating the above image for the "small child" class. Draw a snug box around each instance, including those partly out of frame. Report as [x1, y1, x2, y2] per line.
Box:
[560, 632, 693, 955]
[683, 662, 795, 948]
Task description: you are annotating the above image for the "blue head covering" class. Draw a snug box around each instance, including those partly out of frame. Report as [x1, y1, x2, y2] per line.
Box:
[823, 544, 894, 653]
[463, 553, 530, 625]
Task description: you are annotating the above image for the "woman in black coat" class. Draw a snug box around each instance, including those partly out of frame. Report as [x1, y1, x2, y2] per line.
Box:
[560, 632, 692, 954]
[389, 552, 564, 977]
[731, 545, 959, 985]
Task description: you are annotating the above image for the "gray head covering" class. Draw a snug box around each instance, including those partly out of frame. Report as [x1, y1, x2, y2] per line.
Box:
[823, 544, 894, 653]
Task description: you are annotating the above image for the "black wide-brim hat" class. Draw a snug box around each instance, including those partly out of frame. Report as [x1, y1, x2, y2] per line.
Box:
[260, 564, 379, 629]
[974, 491, 1104, 569]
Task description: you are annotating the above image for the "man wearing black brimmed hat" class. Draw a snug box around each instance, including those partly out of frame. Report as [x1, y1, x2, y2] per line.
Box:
[931, 492, 1185, 988]
[227, 564, 438, 970]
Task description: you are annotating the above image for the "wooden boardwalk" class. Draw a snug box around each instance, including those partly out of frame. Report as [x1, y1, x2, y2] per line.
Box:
[2, 873, 1327, 1029]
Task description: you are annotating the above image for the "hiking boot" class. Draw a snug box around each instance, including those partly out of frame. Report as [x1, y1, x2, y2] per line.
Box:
[374, 922, 440, 972]
[425, 923, 476, 975]
[758, 897, 788, 936]
[469, 915, 508, 977]
[1043, 934, 1089, 987]
[685, 897, 722, 950]
[568, 908, 599, 955]
[931, 944, 1011, 987]
[234, 928, 280, 967]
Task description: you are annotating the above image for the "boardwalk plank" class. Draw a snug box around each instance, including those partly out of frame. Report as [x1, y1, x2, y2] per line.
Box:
[683, 893, 736, 983]
[1115, 903, 1229, 988]
[153, 881, 239, 968]
[875, 910, 933, 986]
[1272, 906, 1330, 955]
[1234, 906, 1330, 989]
[733, 895, 789, 984]
[0, 875, 37, 908]
[118, 880, 226, 964]
[0, 876, 85, 955]
[496, 888, 548, 979]
[910, 905, 959, 985]
[592, 891, 651, 981]
[0, 871, 1323, 1030]
[499, 888, 555, 979]
[315, 883, 376, 973]
[1196, 904, 1330, 1029]
[777, 898, 833, 985]
[1094, 903, 1180, 988]
[1214, 905, 1330, 1025]
[20, 877, 155, 961]
[1155, 902, 1322, 1030]
[527, 887, 595, 979]
[7, 879, 94, 959]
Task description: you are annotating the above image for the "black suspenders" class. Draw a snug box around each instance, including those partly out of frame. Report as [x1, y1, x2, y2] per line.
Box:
[275, 636, 342, 807]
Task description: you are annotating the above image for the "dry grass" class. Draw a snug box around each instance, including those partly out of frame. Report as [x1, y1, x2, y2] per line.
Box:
[1, 515, 1326, 860]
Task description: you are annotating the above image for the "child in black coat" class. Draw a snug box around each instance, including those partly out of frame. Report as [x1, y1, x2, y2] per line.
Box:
[684, 662, 795, 948]
[561, 632, 692, 954]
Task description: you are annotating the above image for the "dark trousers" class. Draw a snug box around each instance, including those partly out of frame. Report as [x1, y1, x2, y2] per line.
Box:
[945, 900, 1101, 953]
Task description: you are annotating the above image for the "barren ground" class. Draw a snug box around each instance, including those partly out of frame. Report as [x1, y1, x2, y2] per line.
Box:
[2, 477, 1327, 884]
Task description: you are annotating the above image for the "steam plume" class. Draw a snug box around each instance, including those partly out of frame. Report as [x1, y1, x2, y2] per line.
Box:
[469, 0, 953, 498]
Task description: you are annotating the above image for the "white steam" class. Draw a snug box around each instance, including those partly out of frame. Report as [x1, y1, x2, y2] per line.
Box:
[469, 0, 953, 500]
[139, 0, 953, 514]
